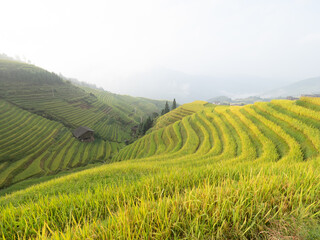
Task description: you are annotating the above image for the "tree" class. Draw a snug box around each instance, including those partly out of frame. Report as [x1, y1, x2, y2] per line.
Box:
[172, 98, 177, 110]
[143, 116, 153, 134]
[152, 112, 159, 119]
[164, 101, 170, 114]
[161, 101, 171, 115]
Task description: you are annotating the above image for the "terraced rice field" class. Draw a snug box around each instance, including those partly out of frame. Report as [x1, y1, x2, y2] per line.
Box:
[150, 100, 209, 131]
[3, 87, 130, 142]
[119, 98, 320, 167]
[80, 86, 169, 123]
[0, 99, 122, 189]
[0, 60, 166, 143]
[2, 97, 320, 239]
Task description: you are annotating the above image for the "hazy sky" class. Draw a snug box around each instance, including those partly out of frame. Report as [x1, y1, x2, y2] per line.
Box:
[1, 0, 320, 95]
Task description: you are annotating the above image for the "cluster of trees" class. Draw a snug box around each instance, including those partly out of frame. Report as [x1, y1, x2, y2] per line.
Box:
[137, 99, 177, 136]
[138, 116, 154, 135]
[161, 98, 176, 115]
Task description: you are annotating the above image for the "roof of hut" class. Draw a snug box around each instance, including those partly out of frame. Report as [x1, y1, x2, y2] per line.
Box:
[73, 126, 94, 138]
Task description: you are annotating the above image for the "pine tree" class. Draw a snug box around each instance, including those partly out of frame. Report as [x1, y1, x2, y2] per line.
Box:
[142, 116, 153, 134]
[172, 98, 177, 110]
[164, 101, 170, 114]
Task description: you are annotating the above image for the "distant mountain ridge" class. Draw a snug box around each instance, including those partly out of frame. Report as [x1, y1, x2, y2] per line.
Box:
[207, 77, 320, 105]
[261, 77, 320, 98]
[117, 68, 283, 103]
[208, 95, 271, 105]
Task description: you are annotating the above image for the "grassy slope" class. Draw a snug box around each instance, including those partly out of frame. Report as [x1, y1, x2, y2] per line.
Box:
[79, 86, 168, 124]
[0, 59, 165, 142]
[0, 59, 167, 189]
[150, 100, 210, 131]
[0, 98, 122, 189]
[2, 98, 320, 239]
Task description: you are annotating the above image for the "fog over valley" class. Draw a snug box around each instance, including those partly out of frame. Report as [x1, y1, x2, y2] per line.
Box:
[113, 68, 294, 103]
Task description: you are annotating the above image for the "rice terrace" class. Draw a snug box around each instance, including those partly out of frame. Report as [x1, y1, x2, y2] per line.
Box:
[2, 1, 320, 239]
[1, 58, 320, 239]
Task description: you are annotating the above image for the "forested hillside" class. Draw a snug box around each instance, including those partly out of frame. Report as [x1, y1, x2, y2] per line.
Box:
[2, 97, 320, 239]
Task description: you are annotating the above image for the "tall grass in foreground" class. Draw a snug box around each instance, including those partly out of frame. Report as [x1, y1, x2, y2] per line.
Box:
[1, 159, 320, 239]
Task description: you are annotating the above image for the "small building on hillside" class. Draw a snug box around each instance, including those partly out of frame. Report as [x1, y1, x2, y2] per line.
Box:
[73, 126, 94, 142]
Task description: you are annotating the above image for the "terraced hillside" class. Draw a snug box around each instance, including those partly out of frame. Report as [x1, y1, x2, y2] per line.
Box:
[0, 59, 168, 188]
[115, 97, 320, 162]
[0, 99, 122, 189]
[150, 100, 210, 131]
[80, 86, 168, 124]
[78, 86, 169, 140]
[2, 97, 320, 239]
[0, 59, 166, 142]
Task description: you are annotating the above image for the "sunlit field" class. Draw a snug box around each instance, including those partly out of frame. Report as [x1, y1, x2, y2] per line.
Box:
[2, 98, 320, 239]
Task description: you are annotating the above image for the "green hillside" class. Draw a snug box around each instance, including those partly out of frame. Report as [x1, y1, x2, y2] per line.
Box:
[0, 98, 123, 189]
[0, 59, 165, 142]
[2, 97, 320, 239]
[0, 59, 168, 189]
[150, 100, 209, 131]
[78, 86, 168, 138]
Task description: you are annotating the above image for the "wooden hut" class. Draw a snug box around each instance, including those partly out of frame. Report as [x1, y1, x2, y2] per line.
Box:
[73, 126, 94, 142]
